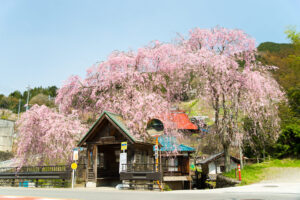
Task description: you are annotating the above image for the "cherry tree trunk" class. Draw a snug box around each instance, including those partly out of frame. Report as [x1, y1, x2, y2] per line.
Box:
[223, 143, 231, 172]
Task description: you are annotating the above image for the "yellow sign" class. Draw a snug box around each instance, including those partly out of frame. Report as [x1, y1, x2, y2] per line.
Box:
[121, 142, 127, 151]
[71, 163, 77, 170]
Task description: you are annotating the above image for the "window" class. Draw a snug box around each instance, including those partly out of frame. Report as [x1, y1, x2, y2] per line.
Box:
[220, 165, 225, 172]
[168, 157, 178, 172]
[98, 153, 105, 169]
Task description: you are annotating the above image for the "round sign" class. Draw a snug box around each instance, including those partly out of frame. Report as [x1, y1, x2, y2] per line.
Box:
[71, 163, 77, 170]
[146, 119, 164, 137]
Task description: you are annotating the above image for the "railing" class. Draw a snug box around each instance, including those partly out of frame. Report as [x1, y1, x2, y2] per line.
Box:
[162, 165, 189, 176]
[0, 165, 71, 174]
[120, 163, 158, 173]
[119, 163, 162, 181]
[120, 163, 189, 176]
[0, 164, 76, 187]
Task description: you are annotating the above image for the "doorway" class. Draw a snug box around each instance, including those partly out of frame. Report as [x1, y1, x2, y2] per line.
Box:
[97, 145, 121, 186]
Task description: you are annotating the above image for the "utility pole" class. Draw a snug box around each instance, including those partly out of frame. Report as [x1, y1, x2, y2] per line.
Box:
[17, 99, 21, 120]
[26, 86, 30, 111]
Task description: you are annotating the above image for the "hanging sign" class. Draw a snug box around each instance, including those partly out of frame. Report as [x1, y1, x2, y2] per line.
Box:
[73, 149, 79, 161]
[121, 142, 127, 151]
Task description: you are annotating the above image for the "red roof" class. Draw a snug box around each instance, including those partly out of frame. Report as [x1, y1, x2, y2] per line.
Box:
[161, 111, 198, 130]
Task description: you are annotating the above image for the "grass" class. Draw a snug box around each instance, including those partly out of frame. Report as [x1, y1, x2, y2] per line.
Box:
[223, 159, 300, 185]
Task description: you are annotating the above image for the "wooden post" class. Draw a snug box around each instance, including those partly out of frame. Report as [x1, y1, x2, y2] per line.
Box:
[93, 145, 98, 183]
[86, 146, 89, 183]
[189, 155, 192, 190]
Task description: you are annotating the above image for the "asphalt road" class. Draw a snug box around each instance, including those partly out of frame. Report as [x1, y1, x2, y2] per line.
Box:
[1, 183, 300, 200]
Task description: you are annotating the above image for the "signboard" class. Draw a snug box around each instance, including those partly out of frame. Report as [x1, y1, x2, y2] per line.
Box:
[71, 163, 77, 170]
[154, 144, 158, 159]
[119, 152, 127, 173]
[73, 149, 79, 161]
[121, 142, 127, 151]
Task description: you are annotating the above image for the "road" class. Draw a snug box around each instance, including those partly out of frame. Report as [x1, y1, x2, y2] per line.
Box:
[1, 168, 300, 200]
[1, 182, 300, 200]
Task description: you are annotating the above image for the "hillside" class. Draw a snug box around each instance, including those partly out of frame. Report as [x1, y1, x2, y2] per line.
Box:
[0, 86, 57, 115]
[256, 39, 300, 158]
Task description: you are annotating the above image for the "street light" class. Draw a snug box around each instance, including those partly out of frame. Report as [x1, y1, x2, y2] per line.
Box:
[17, 99, 21, 120]
[26, 86, 31, 111]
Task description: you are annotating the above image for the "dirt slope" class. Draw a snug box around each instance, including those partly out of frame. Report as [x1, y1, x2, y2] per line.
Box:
[262, 167, 300, 183]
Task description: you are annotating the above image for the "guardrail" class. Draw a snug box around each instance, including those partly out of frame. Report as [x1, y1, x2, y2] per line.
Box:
[0, 165, 75, 187]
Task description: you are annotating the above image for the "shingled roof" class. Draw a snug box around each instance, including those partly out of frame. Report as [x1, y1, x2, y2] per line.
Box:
[78, 111, 143, 146]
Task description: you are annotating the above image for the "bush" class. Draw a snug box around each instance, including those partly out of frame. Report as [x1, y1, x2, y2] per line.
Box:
[0, 151, 13, 161]
[275, 124, 300, 158]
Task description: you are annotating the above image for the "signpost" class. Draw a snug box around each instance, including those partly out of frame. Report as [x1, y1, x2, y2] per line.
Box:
[71, 147, 82, 189]
[154, 143, 159, 171]
[120, 142, 128, 173]
[71, 162, 77, 189]
[146, 120, 164, 191]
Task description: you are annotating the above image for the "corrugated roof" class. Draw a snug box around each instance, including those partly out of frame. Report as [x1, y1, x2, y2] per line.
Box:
[162, 111, 198, 130]
[197, 152, 240, 165]
[198, 152, 224, 164]
[155, 136, 195, 152]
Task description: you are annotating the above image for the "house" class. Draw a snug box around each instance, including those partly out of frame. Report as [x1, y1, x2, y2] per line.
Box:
[158, 136, 195, 190]
[196, 152, 240, 180]
[77, 111, 195, 190]
[159, 110, 199, 134]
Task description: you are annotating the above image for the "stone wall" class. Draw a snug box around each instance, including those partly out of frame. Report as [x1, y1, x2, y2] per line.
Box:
[0, 119, 14, 152]
[216, 174, 240, 188]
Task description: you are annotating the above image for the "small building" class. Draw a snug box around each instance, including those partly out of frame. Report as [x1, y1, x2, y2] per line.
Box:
[78, 111, 195, 190]
[197, 152, 240, 180]
[0, 119, 14, 152]
[158, 136, 195, 189]
[78, 111, 157, 187]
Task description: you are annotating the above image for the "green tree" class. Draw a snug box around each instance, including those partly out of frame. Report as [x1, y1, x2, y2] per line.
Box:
[9, 90, 23, 99]
[29, 93, 55, 107]
[256, 27, 300, 158]
[275, 124, 300, 158]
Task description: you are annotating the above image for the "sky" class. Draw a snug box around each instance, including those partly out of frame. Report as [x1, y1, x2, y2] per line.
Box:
[0, 0, 299, 96]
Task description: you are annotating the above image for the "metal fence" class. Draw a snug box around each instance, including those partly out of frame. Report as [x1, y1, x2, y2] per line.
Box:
[0, 164, 74, 187]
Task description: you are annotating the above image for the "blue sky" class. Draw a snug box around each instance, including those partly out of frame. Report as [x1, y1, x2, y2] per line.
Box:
[0, 0, 299, 95]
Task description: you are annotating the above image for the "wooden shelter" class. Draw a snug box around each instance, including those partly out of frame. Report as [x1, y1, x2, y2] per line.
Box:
[78, 111, 159, 186]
